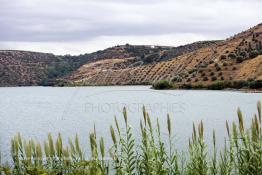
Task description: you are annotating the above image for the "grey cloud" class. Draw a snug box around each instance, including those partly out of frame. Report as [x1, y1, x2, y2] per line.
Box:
[0, 0, 261, 43]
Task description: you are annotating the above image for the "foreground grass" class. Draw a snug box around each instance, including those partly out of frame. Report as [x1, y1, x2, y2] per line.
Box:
[0, 102, 262, 175]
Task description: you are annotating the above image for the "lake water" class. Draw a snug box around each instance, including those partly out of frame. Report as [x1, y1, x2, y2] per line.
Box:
[0, 86, 261, 162]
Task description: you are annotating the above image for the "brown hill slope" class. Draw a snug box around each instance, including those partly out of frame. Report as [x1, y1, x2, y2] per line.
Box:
[0, 51, 57, 86]
[0, 41, 218, 86]
[66, 23, 262, 86]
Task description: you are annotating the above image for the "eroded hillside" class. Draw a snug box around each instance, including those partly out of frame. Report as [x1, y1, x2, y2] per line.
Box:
[66, 24, 262, 86]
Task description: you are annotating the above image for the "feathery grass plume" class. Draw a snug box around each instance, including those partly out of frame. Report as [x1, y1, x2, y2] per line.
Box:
[62, 146, 70, 167]
[167, 113, 171, 136]
[138, 109, 154, 175]
[232, 122, 239, 149]
[56, 133, 63, 159]
[110, 125, 117, 146]
[147, 113, 152, 134]
[94, 123, 97, 139]
[17, 133, 23, 149]
[186, 121, 208, 175]
[123, 107, 128, 126]
[90, 133, 98, 159]
[99, 137, 105, 159]
[68, 137, 76, 160]
[89, 133, 103, 175]
[192, 122, 197, 143]
[219, 139, 232, 175]
[237, 108, 244, 134]
[48, 133, 55, 158]
[251, 117, 258, 142]
[142, 105, 147, 126]
[99, 137, 108, 175]
[226, 120, 230, 137]
[36, 142, 43, 166]
[24, 140, 32, 162]
[44, 141, 50, 159]
[210, 130, 217, 175]
[11, 137, 20, 174]
[110, 116, 124, 175]
[114, 115, 120, 135]
[155, 118, 167, 174]
[75, 134, 83, 159]
[199, 120, 204, 140]
[118, 107, 136, 174]
[258, 100, 261, 123]
[166, 114, 180, 175]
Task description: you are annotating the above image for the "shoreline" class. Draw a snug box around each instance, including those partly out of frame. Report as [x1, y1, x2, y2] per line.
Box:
[151, 87, 262, 93]
[0, 84, 261, 93]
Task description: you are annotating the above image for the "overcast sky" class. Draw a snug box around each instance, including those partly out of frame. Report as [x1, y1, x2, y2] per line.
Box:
[0, 0, 261, 55]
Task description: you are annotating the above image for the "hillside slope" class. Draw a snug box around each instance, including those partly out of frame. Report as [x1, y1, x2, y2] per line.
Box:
[66, 23, 262, 86]
[0, 24, 261, 87]
[0, 41, 217, 86]
[0, 51, 57, 86]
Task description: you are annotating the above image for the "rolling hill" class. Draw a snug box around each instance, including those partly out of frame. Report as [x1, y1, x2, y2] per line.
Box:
[66, 24, 262, 86]
[0, 23, 261, 87]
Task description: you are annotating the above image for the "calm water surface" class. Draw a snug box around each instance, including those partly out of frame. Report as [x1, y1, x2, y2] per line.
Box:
[0, 86, 261, 161]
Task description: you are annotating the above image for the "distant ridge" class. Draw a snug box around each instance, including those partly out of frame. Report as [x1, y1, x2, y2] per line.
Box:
[0, 23, 261, 86]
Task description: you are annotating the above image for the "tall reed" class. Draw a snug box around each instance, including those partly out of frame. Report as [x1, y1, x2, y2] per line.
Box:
[0, 101, 261, 174]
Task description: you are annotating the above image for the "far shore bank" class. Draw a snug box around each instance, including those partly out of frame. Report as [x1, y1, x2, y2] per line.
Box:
[0, 83, 262, 93]
[151, 79, 262, 93]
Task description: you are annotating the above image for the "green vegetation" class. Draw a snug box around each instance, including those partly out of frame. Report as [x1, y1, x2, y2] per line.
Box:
[249, 50, 259, 59]
[153, 79, 262, 90]
[206, 80, 262, 90]
[39, 55, 91, 86]
[220, 55, 227, 60]
[0, 102, 261, 174]
[152, 80, 174, 90]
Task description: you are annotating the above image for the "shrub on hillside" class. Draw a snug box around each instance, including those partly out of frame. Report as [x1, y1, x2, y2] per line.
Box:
[200, 63, 208, 68]
[249, 50, 259, 58]
[231, 80, 249, 89]
[220, 55, 227, 60]
[249, 80, 262, 89]
[186, 78, 191, 82]
[211, 76, 217, 81]
[180, 83, 192, 89]
[203, 76, 208, 81]
[207, 81, 229, 90]
[215, 65, 221, 71]
[236, 56, 244, 63]
[152, 80, 173, 89]
[172, 76, 182, 82]
[193, 82, 204, 89]
[228, 53, 236, 59]
[240, 51, 247, 58]
[188, 69, 196, 74]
